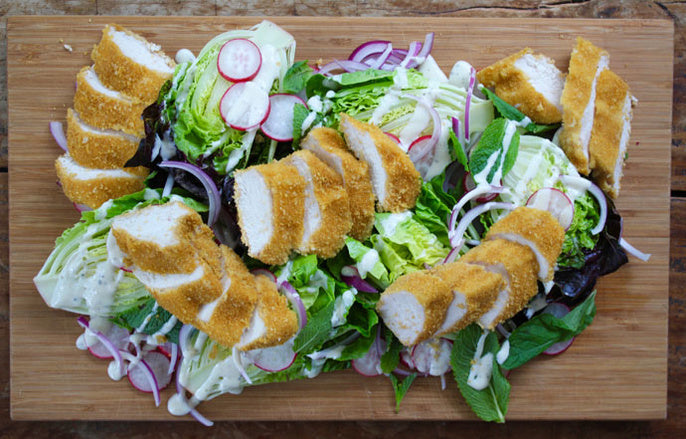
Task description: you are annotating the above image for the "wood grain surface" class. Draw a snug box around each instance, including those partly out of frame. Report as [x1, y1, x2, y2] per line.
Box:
[6, 16, 673, 423]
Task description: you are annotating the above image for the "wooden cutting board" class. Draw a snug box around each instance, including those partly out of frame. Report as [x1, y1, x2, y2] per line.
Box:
[7, 16, 673, 421]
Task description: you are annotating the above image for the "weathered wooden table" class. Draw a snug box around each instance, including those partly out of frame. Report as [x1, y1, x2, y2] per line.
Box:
[1, 1, 684, 438]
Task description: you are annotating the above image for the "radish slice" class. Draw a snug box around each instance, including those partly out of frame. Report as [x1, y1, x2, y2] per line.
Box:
[399, 348, 415, 370]
[248, 339, 297, 373]
[217, 38, 262, 82]
[219, 81, 270, 131]
[128, 351, 172, 394]
[543, 338, 575, 356]
[260, 94, 307, 142]
[352, 330, 383, 377]
[526, 187, 575, 230]
[87, 324, 130, 359]
[407, 135, 435, 178]
[49, 121, 68, 151]
[384, 132, 400, 144]
[411, 338, 452, 376]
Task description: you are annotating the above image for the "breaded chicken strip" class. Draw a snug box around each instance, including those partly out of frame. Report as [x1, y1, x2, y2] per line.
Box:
[559, 37, 610, 175]
[485, 206, 565, 282]
[477, 48, 565, 124]
[73, 66, 146, 137]
[430, 261, 504, 336]
[236, 274, 299, 351]
[338, 114, 421, 212]
[376, 270, 453, 346]
[301, 127, 375, 241]
[461, 239, 539, 329]
[55, 154, 147, 209]
[67, 108, 140, 169]
[286, 150, 352, 258]
[234, 161, 306, 265]
[588, 69, 635, 199]
[91, 24, 175, 103]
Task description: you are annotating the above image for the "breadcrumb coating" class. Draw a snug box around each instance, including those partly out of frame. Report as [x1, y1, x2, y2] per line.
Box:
[460, 239, 539, 328]
[73, 66, 146, 137]
[237, 275, 299, 351]
[302, 127, 375, 241]
[430, 261, 504, 335]
[55, 154, 146, 209]
[559, 37, 609, 175]
[286, 150, 352, 259]
[377, 270, 453, 346]
[235, 161, 306, 265]
[66, 109, 141, 169]
[485, 206, 565, 281]
[91, 24, 175, 103]
[339, 114, 421, 213]
[477, 48, 563, 124]
[588, 69, 633, 199]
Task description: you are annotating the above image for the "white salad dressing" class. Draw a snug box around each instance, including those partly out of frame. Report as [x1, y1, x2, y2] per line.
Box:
[331, 288, 357, 327]
[473, 119, 518, 186]
[496, 340, 510, 365]
[378, 211, 412, 236]
[175, 48, 196, 64]
[467, 330, 494, 391]
[356, 249, 380, 278]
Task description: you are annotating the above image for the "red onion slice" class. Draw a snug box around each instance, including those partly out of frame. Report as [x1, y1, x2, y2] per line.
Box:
[158, 161, 221, 227]
[399, 41, 423, 69]
[448, 185, 507, 231]
[167, 343, 179, 375]
[279, 281, 308, 330]
[49, 121, 68, 151]
[464, 66, 476, 143]
[402, 94, 442, 161]
[449, 201, 515, 249]
[349, 40, 392, 63]
[414, 32, 435, 65]
[340, 265, 379, 293]
[619, 237, 651, 261]
[251, 268, 277, 283]
[559, 175, 608, 235]
[367, 43, 393, 70]
[76, 317, 126, 377]
[174, 369, 214, 426]
[178, 324, 194, 354]
[318, 59, 369, 76]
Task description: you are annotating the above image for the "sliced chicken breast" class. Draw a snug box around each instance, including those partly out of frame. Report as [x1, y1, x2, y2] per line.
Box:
[338, 113, 421, 212]
[477, 48, 565, 124]
[286, 150, 352, 258]
[55, 153, 147, 209]
[376, 270, 452, 346]
[301, 127, 375, 241]
[484, 206, 565, 282]
[234, 161, 306, 265]
[91, 24, 175, 103]
[559, 37, 610, 175]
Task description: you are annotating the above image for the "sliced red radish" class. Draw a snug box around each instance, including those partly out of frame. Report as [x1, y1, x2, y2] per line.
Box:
[526, 187, 575, 230]
[384, 132, 400, 144]
[352, 330, 384, 377]
[541, 302, 575, 355]
[87, 324, 130, 359]
[411, 338, 452, 376]
[543, 338, 575, 356]
[217, 38, 262, 82]
[260, 93, 307, 142]
[127, 351, 172, 394]
[399, 348, 415, 370]
[219, 81, 270, 131]
[248, 339, 297, 372]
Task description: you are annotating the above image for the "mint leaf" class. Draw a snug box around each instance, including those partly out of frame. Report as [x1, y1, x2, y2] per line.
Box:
[389, 373, 417, 412]
[451, 324, 510, 423]
[111, 297, 183, 344]
[283, 60, 314, 94]
[292, 103, 310, 147]
[448, 126, 469, 171]
[380, 332, 402, 374]
[469, 118, 520, 184]
[503, 291, 597, 370]
[293, 300, 336, 354]
[480, 87, 558, 134]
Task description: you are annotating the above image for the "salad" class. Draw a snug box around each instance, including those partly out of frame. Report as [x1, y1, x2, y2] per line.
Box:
[36, 20, 649, 425]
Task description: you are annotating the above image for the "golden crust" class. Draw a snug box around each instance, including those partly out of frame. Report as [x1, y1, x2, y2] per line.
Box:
[559, 37, 609, 175]
[485, 206, 565, 281]
[66, 108, 141, 169]
[55, 156, 146, 209]
[589, 69, 632, 199]
[147, 268, 224, 324]
[430, 261, 504, 334]
[91, 24, 175, 103]
[287, 150, 352, 259]
[73, 67, 146, 137]
[339, 114, 421, 213]
[237, 275, 299, 351]
[460, 239, 539, 328]
[302, 127, 376, 241]
[201, 246, 259, 347]
[111, 201, 209, 274]
[378, 270, 453, 346]
[235, 161, 306, 265]
[477, 48, 563, 124]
